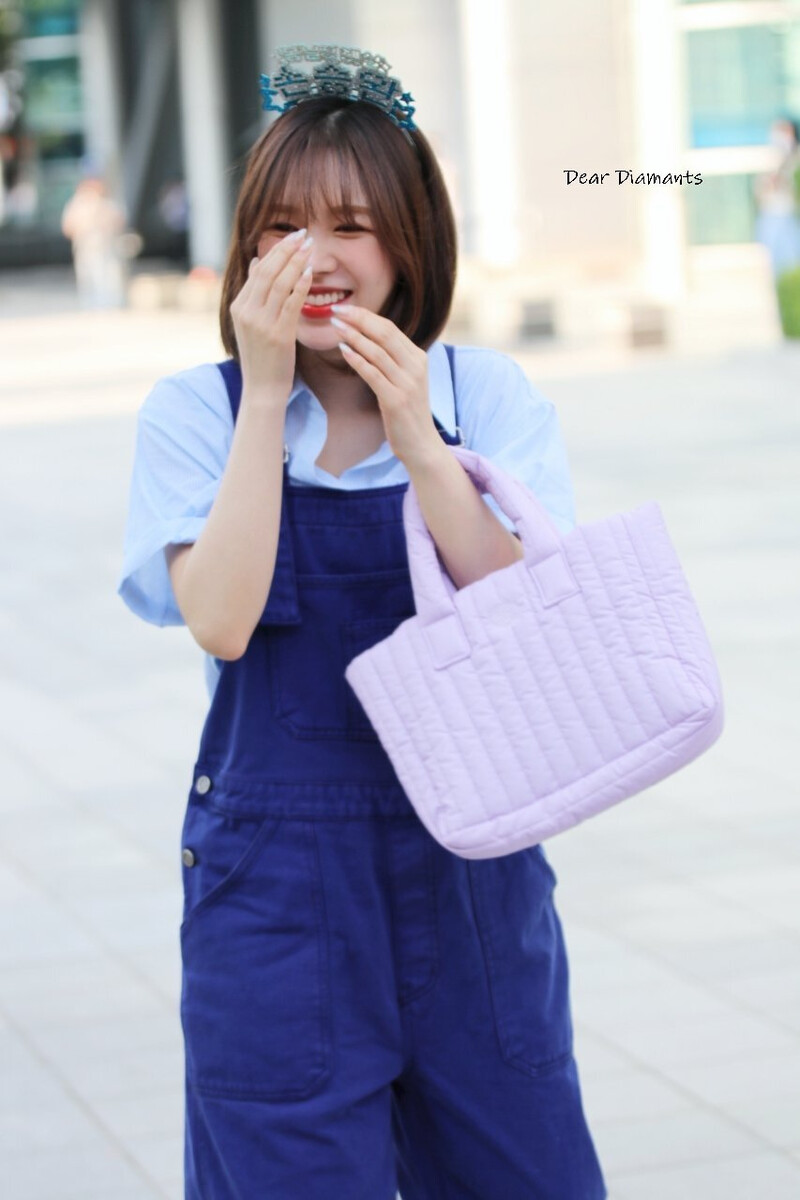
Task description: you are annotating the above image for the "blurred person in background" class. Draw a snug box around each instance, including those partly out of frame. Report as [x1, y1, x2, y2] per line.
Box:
[60, 164, 129, 308]
[157, 177, 189, 235]
[754, 116, 800, 282]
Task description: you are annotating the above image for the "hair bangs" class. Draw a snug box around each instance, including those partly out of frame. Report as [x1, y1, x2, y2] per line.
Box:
[259, 129, 368, 231]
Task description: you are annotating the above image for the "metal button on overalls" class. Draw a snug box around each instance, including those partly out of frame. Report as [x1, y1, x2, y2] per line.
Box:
[177, 354, 607, 1200]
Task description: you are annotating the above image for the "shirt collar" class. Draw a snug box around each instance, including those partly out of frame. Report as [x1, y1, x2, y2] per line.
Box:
[288, 340, 457, 435]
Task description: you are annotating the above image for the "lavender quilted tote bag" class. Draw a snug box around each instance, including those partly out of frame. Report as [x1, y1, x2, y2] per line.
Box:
[344, 445, 725, 859]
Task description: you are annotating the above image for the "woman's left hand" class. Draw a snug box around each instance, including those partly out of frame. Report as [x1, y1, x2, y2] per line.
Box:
[330, 305, 444, 470]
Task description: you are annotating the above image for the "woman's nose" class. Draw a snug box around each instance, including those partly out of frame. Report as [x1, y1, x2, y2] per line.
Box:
[304, 230, 338, 268]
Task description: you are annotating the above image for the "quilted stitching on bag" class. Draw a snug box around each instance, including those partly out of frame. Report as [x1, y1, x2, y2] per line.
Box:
[344, 446, 724, 860]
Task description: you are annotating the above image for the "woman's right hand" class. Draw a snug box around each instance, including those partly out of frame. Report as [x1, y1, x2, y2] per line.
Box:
[229, 229, 314, 403]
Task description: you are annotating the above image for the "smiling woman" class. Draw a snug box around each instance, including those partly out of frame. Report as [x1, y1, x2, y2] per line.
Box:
[118, 49, 605, 1200]
[219, 95, 458, 359]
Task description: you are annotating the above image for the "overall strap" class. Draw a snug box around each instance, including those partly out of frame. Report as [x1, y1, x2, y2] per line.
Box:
[217, 357, 243, 422]
[444, 342, 456, 395]
[432, 343, 464, 446]
[217, 344, 463, 447]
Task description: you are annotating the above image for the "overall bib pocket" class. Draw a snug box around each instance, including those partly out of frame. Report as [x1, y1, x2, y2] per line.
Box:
[342, 616, 411, 739]
[179, 800, 332, 1101]
[266, 571, 414, 740]
[467, 843, 574, 1078]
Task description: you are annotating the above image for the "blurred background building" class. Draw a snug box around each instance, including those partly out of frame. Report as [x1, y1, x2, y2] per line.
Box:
[0, 0, 798, 349]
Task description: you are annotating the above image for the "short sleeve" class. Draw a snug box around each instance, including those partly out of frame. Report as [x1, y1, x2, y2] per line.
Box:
[455, 347, 577, 537]
[116, 364, 233, 626]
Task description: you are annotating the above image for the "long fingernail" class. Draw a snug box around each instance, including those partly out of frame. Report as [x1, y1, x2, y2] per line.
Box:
[300, 235, 314, 250]
[287, 228, 306, 241]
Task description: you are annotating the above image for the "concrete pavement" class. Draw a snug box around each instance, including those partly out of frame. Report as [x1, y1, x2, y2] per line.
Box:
[1, 283, 799, 1198]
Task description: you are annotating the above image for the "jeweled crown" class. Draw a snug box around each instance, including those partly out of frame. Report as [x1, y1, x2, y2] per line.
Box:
[259, 44, 417, 136]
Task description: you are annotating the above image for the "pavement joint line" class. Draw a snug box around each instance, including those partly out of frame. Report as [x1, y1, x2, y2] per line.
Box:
[577, 1018, 800, 1166]
[0, 745, 182, 1016]
[0, 998, 175, 1199]
[0, 837, 180, 1010]
[571, 902, 800, 1055]
[608, 1146, 800, 1183]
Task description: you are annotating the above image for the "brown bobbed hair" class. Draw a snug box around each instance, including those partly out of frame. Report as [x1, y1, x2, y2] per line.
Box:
[219, 96, 458, 360]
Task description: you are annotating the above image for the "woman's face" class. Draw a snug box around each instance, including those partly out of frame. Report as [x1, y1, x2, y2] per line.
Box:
[256, 177, 397, 355]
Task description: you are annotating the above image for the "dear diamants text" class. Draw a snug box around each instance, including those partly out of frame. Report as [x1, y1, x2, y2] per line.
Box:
[564, 170, 703, 186]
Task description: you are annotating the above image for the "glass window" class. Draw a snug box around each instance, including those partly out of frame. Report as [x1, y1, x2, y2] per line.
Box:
[21, 0, 79, 38]
[0, 0, 84, 232]
[684, 172, 760, 243]
[22, 54, 82, 133]
[685, 23, 800, 147]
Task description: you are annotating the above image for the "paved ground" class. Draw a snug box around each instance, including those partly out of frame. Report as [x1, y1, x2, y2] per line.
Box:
[1, 268, 799, 1198]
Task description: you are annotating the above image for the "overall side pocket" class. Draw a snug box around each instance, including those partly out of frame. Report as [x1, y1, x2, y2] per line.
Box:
[467, 844, 574, 1078]
[179, 807, 332, 1102]
[179, 796, 276, 929]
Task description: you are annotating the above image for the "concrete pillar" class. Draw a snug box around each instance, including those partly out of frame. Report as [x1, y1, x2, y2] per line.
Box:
[77, 0, 124, 195]
[630, 0, 688, 301]
[121, 0, 174, 229]
[457, 0, 520, 340]
[175, 0, 229, 269]
[457, 0, 519, 266]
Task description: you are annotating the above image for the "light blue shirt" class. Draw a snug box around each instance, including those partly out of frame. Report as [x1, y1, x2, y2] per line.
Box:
[117, 341, 577, 699]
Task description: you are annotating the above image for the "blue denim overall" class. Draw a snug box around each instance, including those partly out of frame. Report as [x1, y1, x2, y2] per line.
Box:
[178, 350, 607, 1199]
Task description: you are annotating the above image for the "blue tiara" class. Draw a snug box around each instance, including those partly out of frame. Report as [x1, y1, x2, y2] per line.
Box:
[259, 44, 417, 136]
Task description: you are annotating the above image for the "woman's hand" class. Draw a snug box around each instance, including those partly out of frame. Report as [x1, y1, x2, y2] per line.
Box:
[229, 230, 314, 402]
[330, 305, 445, 470]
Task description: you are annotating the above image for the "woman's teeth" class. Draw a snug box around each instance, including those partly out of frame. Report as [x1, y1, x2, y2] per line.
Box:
[305, 292, 350, 306]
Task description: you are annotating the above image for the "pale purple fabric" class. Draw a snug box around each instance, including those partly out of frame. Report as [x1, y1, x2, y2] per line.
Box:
[344, 445, 725, 859]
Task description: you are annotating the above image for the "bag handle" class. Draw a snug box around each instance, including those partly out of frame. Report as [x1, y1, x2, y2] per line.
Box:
[402, 445, 579, 666]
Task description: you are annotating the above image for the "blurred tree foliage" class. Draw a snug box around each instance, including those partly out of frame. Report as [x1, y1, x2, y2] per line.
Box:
[0, 2, 23, 69]
[776, 266, 800, 338]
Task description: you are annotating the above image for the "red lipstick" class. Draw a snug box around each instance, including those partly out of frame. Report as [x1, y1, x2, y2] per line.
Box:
[301, 288, 352, 320]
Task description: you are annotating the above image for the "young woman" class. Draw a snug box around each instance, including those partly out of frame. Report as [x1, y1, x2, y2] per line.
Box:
[118, 48, 607, 1200]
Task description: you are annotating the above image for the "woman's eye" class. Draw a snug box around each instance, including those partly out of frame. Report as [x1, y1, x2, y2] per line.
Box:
[268, 223, 369, 234]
